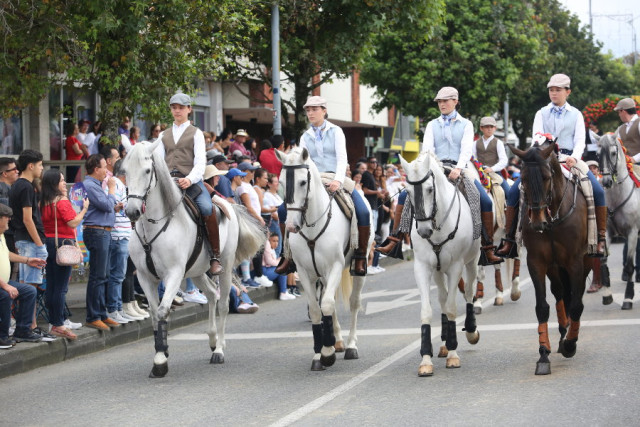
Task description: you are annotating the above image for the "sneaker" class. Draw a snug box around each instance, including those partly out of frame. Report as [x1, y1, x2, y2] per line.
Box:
[237, 302, 259, 314]
[279, 292, 296, 300]
[102, 317, 121, 328]
[0, 337, 14, 349]
[32, 327, 57, 342]
[374, 265, 386, 273]
[253, 275, 273, 287]
[13, 330, 43, 343]
[242, 278, 261, 288]
[172, 295, 184, 306]
[176, 290, 184, 298]
[367, 266, 381, 275]
[85, 320, 109, 331]
[120, 310, 143, 322]
[50, 326, 77, 340]
[108, 311, 130, 324]
[64, 319, 83, 330]
[183, 289, 209, 304]
[291, 286, 302, 297]
[132, 301, 151, 319]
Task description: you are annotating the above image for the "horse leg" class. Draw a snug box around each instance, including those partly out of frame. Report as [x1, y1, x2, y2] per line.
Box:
[345, 275, 365, 360]
[530, 265, 551, 375]
[135, 271, 168, 378]
[474, 266, 485, 314]
[557, 264, 584, 359]
[511, 258, 522, 301]
[332, 311, 344, 353]
[444, 270, 462, 368]
[302, 271, 325, 371]
[462, 260, 480, 345]
[432, 270, 448, 358]
[622, 230, 638, 310]
[318, 266, 343, 367]
[415, 259, 435, 376]
[600, 256, 613, 305]
[194, 274, 224, 364]
[494, 265, 504, 306]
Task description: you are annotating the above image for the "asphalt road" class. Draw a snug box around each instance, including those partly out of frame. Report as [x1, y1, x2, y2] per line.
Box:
[2, 242, 639, 426]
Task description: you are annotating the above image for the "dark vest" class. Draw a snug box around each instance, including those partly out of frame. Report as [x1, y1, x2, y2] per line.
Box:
[476, 137, 499, 167]
[618, 119, 640, 157]
[161, 125, 197, 177]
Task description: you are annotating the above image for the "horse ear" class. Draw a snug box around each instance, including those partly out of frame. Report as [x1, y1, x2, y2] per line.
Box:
[592, 133, 601, 142]
[398, 154, 410, 172]
[540, 142, 555, 158]
[121, 134, 133, 151]
[508, 144, 526, 160]
[148, 138, 161, 154]
[302, 147, 309, 161]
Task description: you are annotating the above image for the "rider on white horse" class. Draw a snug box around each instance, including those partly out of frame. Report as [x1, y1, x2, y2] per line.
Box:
[154, 93, 222, 275]
[377, 86, 504, 266]
[275, 96, 371, 276]
[496, 74, 607, 258]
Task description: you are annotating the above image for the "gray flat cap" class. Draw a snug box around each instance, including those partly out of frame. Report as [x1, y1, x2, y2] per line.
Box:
[547, 74, 571, 88]
[434, 87, 459, 101]
[614, 97, 636, 111]
[303, 96, 327, 109]
[480, 117, 497, 127]
[169, 93, 191, 106]
[0, 203, 12, 217]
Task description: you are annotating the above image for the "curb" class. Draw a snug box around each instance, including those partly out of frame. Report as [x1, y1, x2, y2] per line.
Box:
[0, 250, 412, 379]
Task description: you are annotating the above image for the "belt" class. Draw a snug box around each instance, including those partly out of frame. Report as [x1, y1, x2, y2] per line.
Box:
[84, 225, 113, 231]
[559, 149, 572, 155]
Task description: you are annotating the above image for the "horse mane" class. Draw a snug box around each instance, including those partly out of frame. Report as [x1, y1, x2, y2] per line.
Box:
[126, 142, 182, 208]
[520, 143, 562, 205]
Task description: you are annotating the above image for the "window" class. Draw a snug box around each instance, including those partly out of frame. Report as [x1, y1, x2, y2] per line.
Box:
[0, 114, 23, 155]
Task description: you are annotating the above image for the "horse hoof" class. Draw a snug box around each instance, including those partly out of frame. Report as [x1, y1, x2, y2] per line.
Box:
[622, 301, 633, 310]
[535, 361, 551, 375]
[510, 291, 521, 301]
[334, 341, 345, 353]
[437, 345, 448, 358]
[149, 363, 168, 378]
[210, 353, 225, 364]
[602, 295, 613, 305]
[344, 348, 359, 360]
[445, 357, 460, 369]
[473, 306, 482, 315]
[418, 364, 434, 377]
[466, 330, 480, 345]
[559, 339, 577, 358]
[494, 297, 503, 306]
[320, 353, 336, 367]
[310, 360, 325, 371]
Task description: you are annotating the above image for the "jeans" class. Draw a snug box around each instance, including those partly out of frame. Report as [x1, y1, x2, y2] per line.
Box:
[15, 240, 47, 284]
[45, 237, 73, 326]
[229, 286, 254, 313]
[500, 179, 510, 195]
[0, 280, 36, 339]
[396, 179, 493, 212]
[83, 228, 111, 322]
[277, 188, 371, 226]
[263, 266, 287, 293]
[107, 238, 129, 312]
[193, 181, 213, 216]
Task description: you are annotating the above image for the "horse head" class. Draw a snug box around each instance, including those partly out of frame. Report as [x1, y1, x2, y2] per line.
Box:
[510, 143, 556, 232]
[122, 139, 162, 221]
[276, 147, 317, 233]
[400, 152, 440, 239]
[598, 133, 622, 189]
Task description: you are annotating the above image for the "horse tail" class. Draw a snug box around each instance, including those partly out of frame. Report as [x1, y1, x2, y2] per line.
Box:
[336, 268, 353, 309]
[232, 204, 267, 266]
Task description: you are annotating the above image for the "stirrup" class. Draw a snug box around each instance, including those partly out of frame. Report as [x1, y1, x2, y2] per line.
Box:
[350, 255, 367, 277]
[275, 257, 296, 275]
[479, 247, 504, 266]
[495, 237, 518, 259]
[209, 258, 224, 275]
[589, 240, 607, 258]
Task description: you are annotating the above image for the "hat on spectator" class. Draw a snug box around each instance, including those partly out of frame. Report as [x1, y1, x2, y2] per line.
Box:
[226, 168, 247, 180]
[614, 98, 636, 111]
[303, 96, 327, 109]
[480, 117, 497, 127]
[547, 74, 571, 88]
[235, 129, 249, 137]
[169, 93, 191, 106]
[0, 203, 12, 217]
[434, 87, 458, 101]
[585, 160, 599, 168]
[211, 154, 233, 165]
[237, 162, 259, 172]
[203, 165, 228, 180]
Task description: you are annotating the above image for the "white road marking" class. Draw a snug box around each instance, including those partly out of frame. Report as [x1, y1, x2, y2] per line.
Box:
[365, 289, 421, 315]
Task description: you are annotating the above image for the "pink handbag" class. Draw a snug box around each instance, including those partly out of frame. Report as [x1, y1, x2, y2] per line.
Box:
[54, 202, 83, 266]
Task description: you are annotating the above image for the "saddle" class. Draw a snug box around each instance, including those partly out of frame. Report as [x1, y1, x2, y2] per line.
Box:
[441, 163, 482, 240]
[319, 173, 358, 250]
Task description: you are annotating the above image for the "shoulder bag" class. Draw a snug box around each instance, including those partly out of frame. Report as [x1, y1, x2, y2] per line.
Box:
[54, 201, 83, 266]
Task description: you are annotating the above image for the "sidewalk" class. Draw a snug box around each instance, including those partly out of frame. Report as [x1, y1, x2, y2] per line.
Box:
[0, 251, 410, 379]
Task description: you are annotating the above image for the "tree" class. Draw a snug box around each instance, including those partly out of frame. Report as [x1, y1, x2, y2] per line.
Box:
[360, 0, 548, 130]
[0, 0, 263, 142]
[224, 0, 445, 139]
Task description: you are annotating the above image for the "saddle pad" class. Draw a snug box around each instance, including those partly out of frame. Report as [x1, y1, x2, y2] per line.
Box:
[444, 166, 481, 240]
[212, 195, 231, 220]
[490, 182, 506, 229]
[320, 175, 353, 220]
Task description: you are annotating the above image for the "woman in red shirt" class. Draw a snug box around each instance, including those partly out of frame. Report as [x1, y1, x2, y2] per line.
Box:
[40, 169, 89, 339]
[65, 122, 89, 183]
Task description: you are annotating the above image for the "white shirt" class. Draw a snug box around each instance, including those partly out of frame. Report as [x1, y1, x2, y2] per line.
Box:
[532, 102, 585, 159]
[85, 132, 99, 155]
[155, 122, 206, 184]
[422, 116, 475, 170]
[471, 135, 508, 172]
[615, 115, 640, 162]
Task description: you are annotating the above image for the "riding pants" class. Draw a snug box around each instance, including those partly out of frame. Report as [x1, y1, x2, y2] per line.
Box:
[278, 188, 370, 226]
[507, 171, 605, 207]
[193, 181, 213, 216]
[396, 178, 493, 212]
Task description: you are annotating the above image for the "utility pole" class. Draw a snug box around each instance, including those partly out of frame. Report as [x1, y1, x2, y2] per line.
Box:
[271, 2, 282, 136]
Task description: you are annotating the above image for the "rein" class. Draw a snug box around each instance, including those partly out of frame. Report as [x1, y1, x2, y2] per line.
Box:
[523, 159, 577, 228]
[602, 140, 635, 217]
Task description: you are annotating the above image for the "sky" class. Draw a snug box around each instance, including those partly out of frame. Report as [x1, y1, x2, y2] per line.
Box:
[560, 0, 639, 58]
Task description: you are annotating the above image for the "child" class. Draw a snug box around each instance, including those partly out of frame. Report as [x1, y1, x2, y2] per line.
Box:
[263, 233, 296, 300]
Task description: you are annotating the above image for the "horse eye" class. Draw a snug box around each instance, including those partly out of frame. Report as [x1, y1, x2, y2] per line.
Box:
[300, 181, 307, 187]
[145, 169, 151, 174]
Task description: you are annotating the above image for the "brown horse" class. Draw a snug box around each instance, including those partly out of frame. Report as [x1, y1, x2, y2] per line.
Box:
[511, 142, 592, 375]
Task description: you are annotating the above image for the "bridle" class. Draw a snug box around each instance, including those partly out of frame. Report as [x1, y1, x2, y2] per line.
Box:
[127, 157, 157, 217]
[600, 137, 635, 218]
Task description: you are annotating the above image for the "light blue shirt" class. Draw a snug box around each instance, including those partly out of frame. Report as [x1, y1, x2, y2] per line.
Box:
[83, 176, 116, 227]
[300, 120, 348, 183]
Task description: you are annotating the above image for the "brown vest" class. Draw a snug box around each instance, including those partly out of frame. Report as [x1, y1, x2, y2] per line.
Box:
[618, 119, 640, 157]
[476, 137, 500, 167]
[161, 125, 197, 177]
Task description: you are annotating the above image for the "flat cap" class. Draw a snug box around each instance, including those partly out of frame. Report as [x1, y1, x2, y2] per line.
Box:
[0, 203, 12, 217]
[210, 154, 233, 165]
[303, 96, 327, 109]
[585, 160, 599, 168]
[169, 93, 191, 106]
[547, 74, 571, 88]
[434, 87, 459, 101]
[614, 97, 636, 111]
[480, 117, 497, 127]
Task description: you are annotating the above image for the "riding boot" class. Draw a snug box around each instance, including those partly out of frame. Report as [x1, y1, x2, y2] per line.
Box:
[376, 204, 405, 257]
[275, 222, 295, 274]
[480, 211, 504, 265]
[352, 225, 370, 276]
[495, 205, 518, 258]
[205, 214, 223, 275]
[592, 206, 608, 257]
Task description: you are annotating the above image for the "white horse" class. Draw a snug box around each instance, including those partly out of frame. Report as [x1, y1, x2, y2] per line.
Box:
[464, 164, 521, 312]
[400, 152, 480, 377]
[598, 133, 636, 308]
[276, 147, 373, 371]
[122, 140, 266, 377]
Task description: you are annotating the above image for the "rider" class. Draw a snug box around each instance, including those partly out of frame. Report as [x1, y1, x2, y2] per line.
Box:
[275, 96, 371, 276]
[473, 116, 510, 196]
[155, 93, 222, 275]
[496, 73, 607, 257]
[377, 87, 504, 266]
